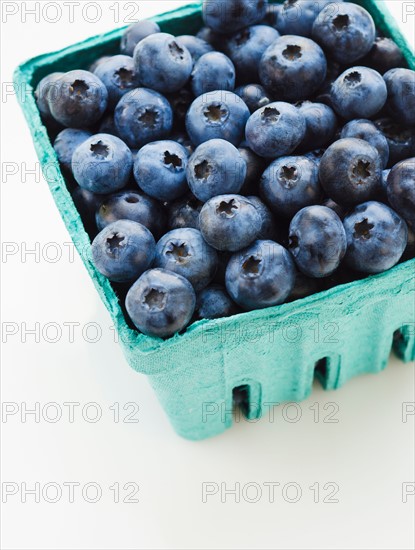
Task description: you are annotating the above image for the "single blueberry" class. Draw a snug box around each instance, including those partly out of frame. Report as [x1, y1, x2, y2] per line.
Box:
[93, 54, 140, 108]
[245, 102, 306, 158]
[386, 158, 415, 227]
[187, 139, 247, 202]
[261, 155, 322, 218]
[176, 35, 214, 62]
[303, 148, 326, 167]
[288, 205, 347, 277]
[190, 52, 235, 97]
[238, 146, 267, 195]
[259, 35, 327, 102]
[154, 228, 218, 291]
[322, 198, 349, 220]
[71, 186, 105, 237]
[196, 27, 223, 50]
[246, 196, 279, 240]
[319, 138, 382, 206]
[72, 133, 133, 194]
[92, 220, 155, 282]
[234, 84, 270, 113]
[374, 118, 415, 167]
[54, 128, 92, 172]
[120, 20, 161, 56]
[312, 3, 376, 64]
[96, 190, 165, 238]
[275, 0, 343, 37]
[361, 37, 407, 75]
[296, 101, 337, 153]
[98, 113, 121, 137]
[199, 194, 261, 251]
[343, 201, 408, 273]
[340, 119, 389, 169]
[330, 66, 387, 120]
[48, 70, 108, 128]
[383, 68, 415, 126]
[195, 285, 239, 320]
[202, 0, 267, 34]
[224, 25, 280, 84]
[114, 88, 173, 149]
[126, 268, 196, 338]
[186, 90, 250, 146]
[88, 56, 111, 73]
[226, 239, 296, 310]
[133, 140, 189, 202]
[287, 271, 321, 302]
[168, 194, 203, 230]
[34, 72, 64, 119]
[133, 33, 193, 93]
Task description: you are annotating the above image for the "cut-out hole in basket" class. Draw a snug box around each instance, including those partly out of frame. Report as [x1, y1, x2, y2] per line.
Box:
[314, 357, 329, 387]
[233, 385, 250, 418]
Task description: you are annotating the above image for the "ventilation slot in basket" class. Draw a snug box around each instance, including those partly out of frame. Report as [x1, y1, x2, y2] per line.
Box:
[393, 325, 415, 362]
[232, 380, 262, 421]
[314, 357, 330, 388]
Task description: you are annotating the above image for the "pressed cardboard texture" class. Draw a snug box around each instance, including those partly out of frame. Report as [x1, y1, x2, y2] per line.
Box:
[14, 1, 415, 439]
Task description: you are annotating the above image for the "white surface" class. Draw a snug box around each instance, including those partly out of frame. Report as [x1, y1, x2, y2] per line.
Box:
[1, 2, 414, 549]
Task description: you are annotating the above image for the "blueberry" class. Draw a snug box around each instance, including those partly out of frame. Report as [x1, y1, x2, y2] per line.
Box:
[330, 66, 387, 120]
[312, 3, 375, 65]
[114, 88, 173, 149]
[260, 3, 282, 28]
[126, 268, 196, 338]
[71, 186, 105, 236]
[92, 220, 155, 282]
[246, 196, 279, 240]
[288, 205, 347, 277]
[225, 239, 296, 310]
[234, 84, 270, 113]
[202, 0, 267, 34]
[72, 133, 133, 194]
[133, 140, 189, 202]
[195, 285, 238, 319]
[238, 146, 267, 195]
[168, 194, 203, 230]
[322, 198, 349, 220]
[343, 201, 408, 273]
[362, 36, 407, 75]
[93, 54, 140, 108]
[245, 102, 306, 158]
[199, 194, 261, 251]
[186, 139, 246, 202]
[340, 119, 389, 169]
[259, 35, 327, 102]
[275, 0, 342, 37]
[154, 228, 217, 291]
[176, 35, 214, 62]
[224, 25, 280, 84]
[167, 88, 195, 130]
[383, 68, 415, 126]
[303, 148, 326, 167]
[319, 138, 382, 206]
[98, 113, 121, 137]
[133, 33, 193, 93]
[186, 90, 250, 146]
[96, 190, 165, 238]
[386, 158, 415, 226]
[287, 271, 321, 302]
[53, 128, 92, 172]
[190, 52, 235, 97]
[296, 101, 337, 152]
[34, 72, 64, 119]
[48, 70, 108, 128]
[120, 20, 161, 56]
[196, 27, 223, 50]
[88, 56, 111, 73]
[374, 118, 415, 167]
[261, 155, 322, 218]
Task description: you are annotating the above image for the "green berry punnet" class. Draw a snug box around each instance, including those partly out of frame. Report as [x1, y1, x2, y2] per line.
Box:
[14, 1, 415, 440]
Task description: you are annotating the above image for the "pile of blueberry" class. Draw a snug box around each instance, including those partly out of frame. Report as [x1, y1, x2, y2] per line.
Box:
[35, 0, 415, 339]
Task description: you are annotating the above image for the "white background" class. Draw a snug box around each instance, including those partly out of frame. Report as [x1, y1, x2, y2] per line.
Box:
[1, 2, 415, 549]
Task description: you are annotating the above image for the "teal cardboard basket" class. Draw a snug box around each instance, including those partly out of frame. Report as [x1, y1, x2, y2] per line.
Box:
[15, 1, 415, 440]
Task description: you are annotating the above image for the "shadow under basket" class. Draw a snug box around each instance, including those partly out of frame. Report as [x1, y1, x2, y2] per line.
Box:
[14, 0, 415, 440]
